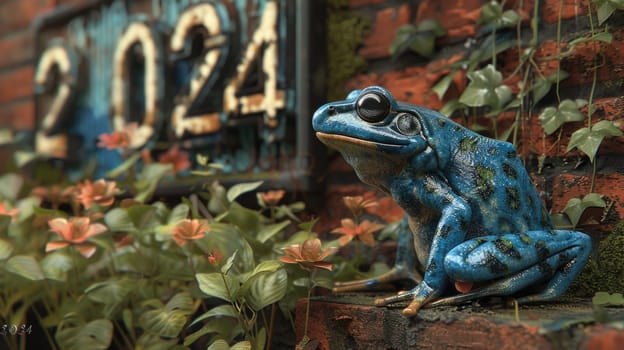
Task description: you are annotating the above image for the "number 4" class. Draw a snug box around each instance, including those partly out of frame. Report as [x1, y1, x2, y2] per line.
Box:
[223, 0, 285, 128]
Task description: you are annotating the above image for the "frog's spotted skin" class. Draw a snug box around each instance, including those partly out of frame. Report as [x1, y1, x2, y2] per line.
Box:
[312, 86, 591, 317]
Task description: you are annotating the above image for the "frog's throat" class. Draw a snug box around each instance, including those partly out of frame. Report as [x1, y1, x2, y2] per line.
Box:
[315, 132, 405, 151]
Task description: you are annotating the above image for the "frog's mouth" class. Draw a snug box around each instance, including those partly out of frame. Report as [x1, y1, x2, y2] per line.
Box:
[316, 132, 406, 152]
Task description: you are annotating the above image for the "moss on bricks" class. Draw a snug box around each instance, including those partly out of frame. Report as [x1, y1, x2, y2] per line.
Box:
[568, 221, 624, 297]
[327, 1, 370, 101]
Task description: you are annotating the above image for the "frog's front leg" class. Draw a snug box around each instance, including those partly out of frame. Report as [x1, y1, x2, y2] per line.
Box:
[375, 175, 471, 317]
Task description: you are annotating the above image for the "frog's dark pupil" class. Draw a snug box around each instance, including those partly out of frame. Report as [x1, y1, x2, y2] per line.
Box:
[356, 92, 390, 122]
[396, 113, 421, 136]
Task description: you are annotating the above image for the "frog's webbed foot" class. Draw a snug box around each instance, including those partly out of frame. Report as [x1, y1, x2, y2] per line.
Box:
[333, 264, 422, 293]
[374, 281, 438, 317]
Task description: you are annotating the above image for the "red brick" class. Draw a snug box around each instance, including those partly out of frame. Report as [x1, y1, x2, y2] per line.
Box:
[416, 0, 483, 39]
[550, 172, 624, 226]
[359, 4, 410, 59]
[0, 66, 33, 104]
[0, 31, 34, 69]
[0, 99, 35, 130]
[346, 55, 466, 110]
[581, 327, 624, 350]
[0, 0, 56, 36]
[541, 0, 589, 24]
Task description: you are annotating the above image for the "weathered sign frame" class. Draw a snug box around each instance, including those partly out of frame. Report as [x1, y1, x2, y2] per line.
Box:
[32, 0, 326, 192]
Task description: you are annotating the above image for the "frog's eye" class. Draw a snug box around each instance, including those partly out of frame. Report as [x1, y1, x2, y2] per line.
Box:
[356, 92, 390, 123]
[395, 113, 421, 136]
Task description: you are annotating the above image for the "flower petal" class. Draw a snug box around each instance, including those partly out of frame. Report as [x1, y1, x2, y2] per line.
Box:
[76, 244, 97, 258]
[46, 241, 70, 252]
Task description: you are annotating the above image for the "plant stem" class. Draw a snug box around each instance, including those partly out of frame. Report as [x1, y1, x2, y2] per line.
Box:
[302, 268, 318, 340]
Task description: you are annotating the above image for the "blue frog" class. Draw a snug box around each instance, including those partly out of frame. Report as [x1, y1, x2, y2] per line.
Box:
[312, 86, 591, 317]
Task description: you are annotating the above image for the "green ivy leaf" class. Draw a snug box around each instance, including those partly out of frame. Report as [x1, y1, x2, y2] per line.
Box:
[390, 19, 446, 59]
[562, 193, 606, 228]
[538, 99, 587, 135]
[478, 1, 521, 28]
[5, 255, 45, 280]
[569, 29, 614, 47]
[208, 339, 252, 350]
[196, 273, 240, 302]
[566, 120, 623, 162]
[168, 203, 189, 224]
[104, 208, 137, 232]
[0, 238, 13, 260]
[221, 250, 238, 275]
[432, 73, 455, 100]
[56, 319, 113, 350]
[257, 221, 290, 243]
[595, 0, 624, 25]
[459, 64, 512, 109]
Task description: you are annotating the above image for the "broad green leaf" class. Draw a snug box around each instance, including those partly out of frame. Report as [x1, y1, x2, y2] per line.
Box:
[190, 304, 238, 327]
[254, 327, 267, 350]
[257, 221, 290, 243]
[0, 238, 13, 260]
[56, 319, 113, 350]
[227, 202, 262, 234]
[440, 99, 464, 117]
[0, 173, 23, 201]
[196, 272, 240, 302]
[5, 255, 45, 280]
[243, 268, 288, 311]
[226, 181, 263, 203]
[221, 250, 238, 275]
[459, 65, 512, 109]
[41, 252, 72, 281]
[207, 339, 251, 350]
[135, 333, 179, 350]
[134, 163, 173, 202]
[106, 152, 141, 178]
[14, 151, 39, 168]
[184, 319, 241, 346]
[104, 208, 136, 232]
[140, 292, 194, 338]
[85, 278, 134, 305]
[562, 193, 606, 228]
[168, 203, 189, 224]
[566, 120, 623, 162]
[538, 99, 587, 135]
[478, 1, 503, 25]
[126, 204, 158, 231]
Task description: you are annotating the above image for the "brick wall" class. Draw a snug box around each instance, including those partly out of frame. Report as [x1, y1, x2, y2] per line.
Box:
[0, 0, 623, 233]
[322, 0, 624, 234]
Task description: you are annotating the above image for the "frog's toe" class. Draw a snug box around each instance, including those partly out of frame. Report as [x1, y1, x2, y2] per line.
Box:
[402, 298, 426, 317]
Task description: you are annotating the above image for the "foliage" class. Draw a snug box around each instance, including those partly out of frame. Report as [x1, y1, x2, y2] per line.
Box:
[568, 221, 624, 297]
[0, 128, 341, 350]
[390, 20, 446, 59]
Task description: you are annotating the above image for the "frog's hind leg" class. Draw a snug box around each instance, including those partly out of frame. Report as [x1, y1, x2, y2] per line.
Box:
[333, 218, 422, 293]
[432, 230, 591, 307]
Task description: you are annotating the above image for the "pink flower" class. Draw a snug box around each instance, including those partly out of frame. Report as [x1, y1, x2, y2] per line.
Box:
[280, 238, 337, 271]
[46, 217, 108, 258]
[258, 190, 286, 206]
[159, 145, 191, 174]
[97, 131, 130, 150]
[76, 179, 120, 209]
[342, 195, 378, 218]
[171, 219, 209, 246]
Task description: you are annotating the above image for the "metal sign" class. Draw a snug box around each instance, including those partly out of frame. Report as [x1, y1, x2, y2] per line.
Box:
[33, 0, 324, 189]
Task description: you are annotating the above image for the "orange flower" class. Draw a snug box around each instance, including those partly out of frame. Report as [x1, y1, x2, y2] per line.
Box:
[259, 190, 285, 206]
[280, 238, 337, 271]
[342, 195, 378, 218]
[159, 145, 191, 174]
[46, 217, 108, 258]
[208, 248, 224, 265]
[0, 202, 19, 220]
[331, 218, 384, 247]
[76, 179, 120, 209]
[171, 219, 209, 246]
